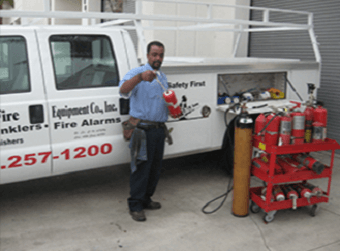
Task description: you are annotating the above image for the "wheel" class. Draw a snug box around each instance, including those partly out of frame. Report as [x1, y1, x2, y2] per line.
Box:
[263, 210, 277, 223]
[263, 214, 274, 223]
[310, 204, 318, 217]
[250, 201, 261, 214]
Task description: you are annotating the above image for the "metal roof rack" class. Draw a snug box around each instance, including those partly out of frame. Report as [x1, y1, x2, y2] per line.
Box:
[0, 0, 320, 64]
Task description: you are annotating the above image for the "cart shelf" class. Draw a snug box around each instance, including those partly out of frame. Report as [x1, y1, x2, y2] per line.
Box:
[253, 138, 340, 154]
[250, 186, 328, 213]
[251, 165, 331, 183]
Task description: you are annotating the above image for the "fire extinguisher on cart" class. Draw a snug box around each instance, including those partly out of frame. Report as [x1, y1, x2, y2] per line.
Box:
[264, 113, 281, 146]
[304, 83, 315, 143]
[313, 103, 328, 142]
[291, 111, 305, 145]
[278, 109, 292, 146]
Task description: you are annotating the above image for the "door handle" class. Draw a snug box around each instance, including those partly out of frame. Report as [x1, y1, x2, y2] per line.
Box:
[119, 98, 130, 115]
[29, 104, 44, 124]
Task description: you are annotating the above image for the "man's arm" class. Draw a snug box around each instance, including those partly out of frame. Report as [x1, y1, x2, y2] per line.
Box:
[120, 70, 157, 94]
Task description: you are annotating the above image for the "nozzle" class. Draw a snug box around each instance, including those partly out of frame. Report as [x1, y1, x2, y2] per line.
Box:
[307, 83, 316, 94]
[290, 194, 298, 210]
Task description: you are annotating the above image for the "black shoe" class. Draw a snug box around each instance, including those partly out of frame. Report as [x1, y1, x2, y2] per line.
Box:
[129, 210, 146, 222]
[145, 201, 161, 210]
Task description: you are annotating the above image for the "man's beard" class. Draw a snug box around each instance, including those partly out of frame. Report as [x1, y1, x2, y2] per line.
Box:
[151, 60, 162, 70]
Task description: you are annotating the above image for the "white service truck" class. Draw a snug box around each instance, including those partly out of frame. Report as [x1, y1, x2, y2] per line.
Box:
[0, 2, 321, 184]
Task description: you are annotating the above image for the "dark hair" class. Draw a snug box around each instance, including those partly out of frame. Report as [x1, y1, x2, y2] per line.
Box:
[147, 41, 164, 54]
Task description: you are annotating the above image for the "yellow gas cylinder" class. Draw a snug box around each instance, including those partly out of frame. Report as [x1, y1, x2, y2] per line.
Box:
[232, 106, 253, 217]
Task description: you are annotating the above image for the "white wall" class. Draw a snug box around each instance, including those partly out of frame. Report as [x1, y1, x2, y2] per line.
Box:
[52, 0, 82, 25]
[140, 0, 250, 58]
[12, 0, 49, 24]
[11, 0, 250, 58]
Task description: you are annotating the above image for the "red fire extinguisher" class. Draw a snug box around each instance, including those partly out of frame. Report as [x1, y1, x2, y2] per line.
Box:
[278, 112, 291, 145]
[312, 121, 323, 143]
[264, 113, 281, 146]
[163, 90, 182, 118]
[254, 113, 267, 142]
[291, 154, 325, 174]
[303, 182, 323, 197]
[291, 112, 305, 145]
[281, 185, 298, 210]
[276, 156, 307, 174]
[273, 185, 285, 201]
[252, 156, 283, 174]
[313, 105, 328, 141]
[292, 183, 312, 202]
[304, 106, 314, 143]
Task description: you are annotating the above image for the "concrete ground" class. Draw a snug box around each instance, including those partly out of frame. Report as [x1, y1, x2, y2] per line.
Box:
[1, 150, 340, 251]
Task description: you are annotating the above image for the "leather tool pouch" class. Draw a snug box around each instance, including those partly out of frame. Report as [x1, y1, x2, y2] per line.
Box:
[122, 117, 140, 141]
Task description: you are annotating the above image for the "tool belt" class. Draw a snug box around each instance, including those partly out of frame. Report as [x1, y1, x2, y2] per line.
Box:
[122, 117, 140, 141]
[122, 117, 173, 145]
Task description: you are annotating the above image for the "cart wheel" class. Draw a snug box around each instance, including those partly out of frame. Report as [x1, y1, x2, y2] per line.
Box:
[263, 214, 274, 223]
[263, 211, 277, 223]
[310, 204, 318, 217]
[250, 201, 260, 214]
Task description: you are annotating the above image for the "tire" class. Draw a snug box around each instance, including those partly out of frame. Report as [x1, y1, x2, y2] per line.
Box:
[263, 214, 275, 223]
[310, 204, 318, 217]
[250, 200, 261, 214]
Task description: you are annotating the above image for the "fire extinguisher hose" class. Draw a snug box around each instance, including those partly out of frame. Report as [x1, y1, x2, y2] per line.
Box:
[201, 175, 233, 214]
[284, 76, 303, 101]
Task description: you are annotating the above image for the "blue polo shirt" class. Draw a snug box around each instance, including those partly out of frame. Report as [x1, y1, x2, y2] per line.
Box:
[119, 63, 169, 122]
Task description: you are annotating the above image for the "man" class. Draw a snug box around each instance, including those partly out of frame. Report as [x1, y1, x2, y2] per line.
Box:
[119, 41, 169, 222]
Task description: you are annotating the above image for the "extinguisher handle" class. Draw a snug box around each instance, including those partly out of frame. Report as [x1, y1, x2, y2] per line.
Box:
[289, 101, 301, 110]
[316, 100, 324, 106]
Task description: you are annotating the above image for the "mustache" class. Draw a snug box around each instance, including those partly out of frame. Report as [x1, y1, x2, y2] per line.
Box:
[152, 60, 162, 69]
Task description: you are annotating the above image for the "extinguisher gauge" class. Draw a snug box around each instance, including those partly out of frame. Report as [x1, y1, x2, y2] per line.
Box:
[201, 105, 211, 118]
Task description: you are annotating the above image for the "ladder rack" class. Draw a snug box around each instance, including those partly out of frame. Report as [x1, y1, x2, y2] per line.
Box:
[0, 0, 321, 64]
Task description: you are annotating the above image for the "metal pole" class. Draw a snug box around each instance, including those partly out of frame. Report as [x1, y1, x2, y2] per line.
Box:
[308, 13, 321, 63]
[135, 0, 147, 64]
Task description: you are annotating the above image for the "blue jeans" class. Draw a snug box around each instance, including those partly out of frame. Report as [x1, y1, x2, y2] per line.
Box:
[128, 127, 165, 212]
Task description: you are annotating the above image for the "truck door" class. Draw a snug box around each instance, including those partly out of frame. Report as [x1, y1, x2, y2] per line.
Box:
[36, 29, 130, 175]
[0, 28, 52, 184]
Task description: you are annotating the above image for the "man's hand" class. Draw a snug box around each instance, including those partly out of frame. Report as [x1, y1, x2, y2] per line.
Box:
[120, 70, 157, 94]
[141, 70, 157, 82]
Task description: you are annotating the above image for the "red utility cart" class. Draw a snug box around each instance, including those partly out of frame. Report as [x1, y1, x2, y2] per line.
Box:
[250, 138, 340, 223]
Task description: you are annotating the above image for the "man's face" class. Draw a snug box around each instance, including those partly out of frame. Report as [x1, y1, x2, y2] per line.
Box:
[147, 45, 164, 70]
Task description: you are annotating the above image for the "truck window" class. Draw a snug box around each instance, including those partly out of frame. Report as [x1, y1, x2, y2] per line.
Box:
[0, 36, 30, 95]
[50, 35, 119, 90]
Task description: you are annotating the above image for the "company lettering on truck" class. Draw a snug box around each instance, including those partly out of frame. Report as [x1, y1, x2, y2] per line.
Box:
[0, 143, 113, 170]
[52, 101, 117, 120]
[0, 109, 20, 122]
[168, 81, 206, 89]
[54, 118, 121, 130]
[51, 101, 121, 133]
[1, 109, 46, 136]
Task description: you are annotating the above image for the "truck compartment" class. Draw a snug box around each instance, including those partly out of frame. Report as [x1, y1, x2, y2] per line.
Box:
[217, 72, 287, 105]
